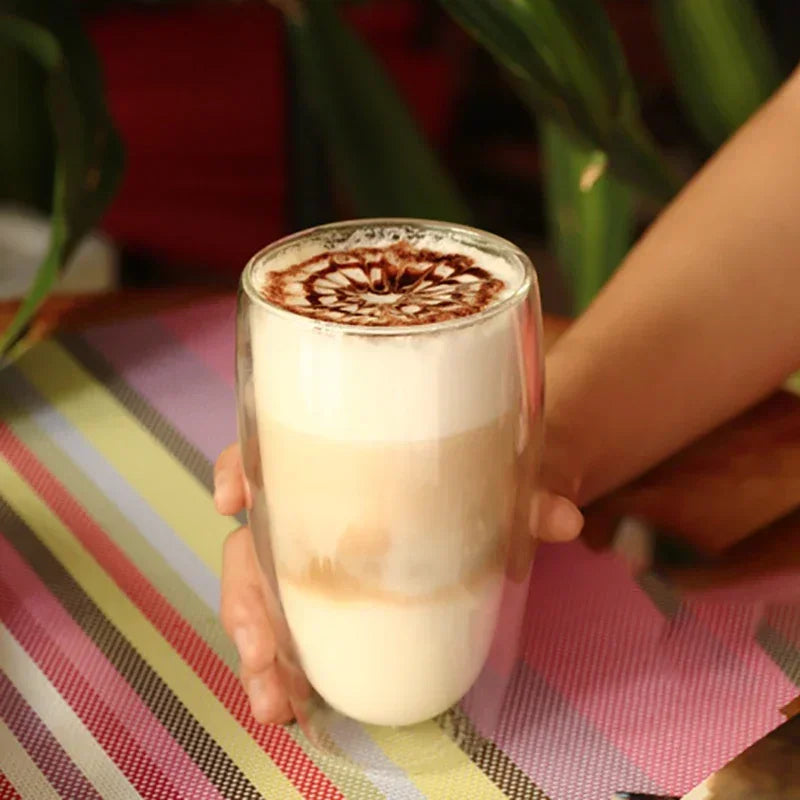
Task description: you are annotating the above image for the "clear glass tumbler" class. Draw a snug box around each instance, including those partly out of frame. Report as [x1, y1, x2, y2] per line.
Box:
[237, 219, 543, 769]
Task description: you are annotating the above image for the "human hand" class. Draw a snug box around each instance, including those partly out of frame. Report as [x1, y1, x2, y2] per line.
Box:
[215, 444, 293, 725]
[215, 442, 583, 724]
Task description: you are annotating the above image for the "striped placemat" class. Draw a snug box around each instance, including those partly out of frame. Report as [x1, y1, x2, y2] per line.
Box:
[0, 296, 798, 800]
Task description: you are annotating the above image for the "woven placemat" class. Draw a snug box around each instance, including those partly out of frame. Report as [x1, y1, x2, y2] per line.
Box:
[0, 298, 797, 800]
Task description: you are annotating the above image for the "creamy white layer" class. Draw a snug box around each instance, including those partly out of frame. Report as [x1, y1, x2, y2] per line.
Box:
[248, 229, 527, 442]
[280, 572, 504, 727]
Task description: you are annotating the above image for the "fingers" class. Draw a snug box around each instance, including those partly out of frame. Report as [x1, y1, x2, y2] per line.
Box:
[221, 527, 275, 671]
[240, 663, 293, 725]
[506, 489, 581, 580]
[214, 443, 247, 515]
[221, 527, 291, 723]
[533, 491, 584, 542]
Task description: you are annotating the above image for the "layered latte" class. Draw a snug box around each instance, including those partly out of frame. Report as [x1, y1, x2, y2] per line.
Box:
[245, 223, 532, 727]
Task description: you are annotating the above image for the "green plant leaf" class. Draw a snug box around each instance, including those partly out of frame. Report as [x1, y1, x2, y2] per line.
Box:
[439, 0, 681, 204]
[0, 3, 124, 357]
[541, 119, 633, 312]
[655, 0, 782, 149]
[284, 0, 469, 222]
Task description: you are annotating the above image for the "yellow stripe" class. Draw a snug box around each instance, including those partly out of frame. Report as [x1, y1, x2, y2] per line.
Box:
[0, 462, 300, 800]
[368, 723, 508, 800]
[16, 343, 229, 575]
[1, 625, 141, 800]
[17, 342, 502, 795]
[0, 717, 61, 800]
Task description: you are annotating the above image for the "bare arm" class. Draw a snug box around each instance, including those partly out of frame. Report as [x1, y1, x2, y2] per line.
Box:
[547, 65, 800, 506]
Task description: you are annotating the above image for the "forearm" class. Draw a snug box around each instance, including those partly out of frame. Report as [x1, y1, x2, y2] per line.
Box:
[547, 66, 800, 506]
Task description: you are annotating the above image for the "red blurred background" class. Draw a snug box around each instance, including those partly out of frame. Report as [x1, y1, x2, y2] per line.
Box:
[88, 2, 472, 281]
[82, 0, 795, 301]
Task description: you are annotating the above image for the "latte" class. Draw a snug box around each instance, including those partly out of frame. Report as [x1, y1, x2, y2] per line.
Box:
[243, 222, 533, 727]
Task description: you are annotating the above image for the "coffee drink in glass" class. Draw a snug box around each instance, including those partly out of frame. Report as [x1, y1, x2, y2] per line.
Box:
[237, 219, 542, 761]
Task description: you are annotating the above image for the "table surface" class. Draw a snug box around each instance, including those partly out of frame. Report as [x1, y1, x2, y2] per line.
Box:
[0, 290, 798, 800]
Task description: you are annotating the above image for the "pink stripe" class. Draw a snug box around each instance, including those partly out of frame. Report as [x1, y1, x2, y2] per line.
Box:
[158, 297, 236, 387]
[0, 671, 101, 800]
[0, 535, 220, 800]
[489, 663, 661, 800]
[522, 541, 787, 794]
[0, 772, 22, 800]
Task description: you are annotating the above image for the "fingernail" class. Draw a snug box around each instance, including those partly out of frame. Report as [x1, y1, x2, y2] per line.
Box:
[551, 499, 584, 539]
[248, 676, 274, 722]
[233, 627, 254, 664]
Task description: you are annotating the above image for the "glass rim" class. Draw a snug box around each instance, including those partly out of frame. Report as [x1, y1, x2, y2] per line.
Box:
[241, 217, 535, 337]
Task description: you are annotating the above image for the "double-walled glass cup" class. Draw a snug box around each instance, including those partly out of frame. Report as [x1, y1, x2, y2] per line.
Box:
[237, 219, 543, 769]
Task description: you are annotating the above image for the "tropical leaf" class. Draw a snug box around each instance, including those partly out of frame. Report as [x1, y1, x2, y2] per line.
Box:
[439, 0, 681, 204]
[541, 120, 633, 312]
[0, 1, 124, 357]
[284, 0, 468, 222]
[655, 0, 781, 150]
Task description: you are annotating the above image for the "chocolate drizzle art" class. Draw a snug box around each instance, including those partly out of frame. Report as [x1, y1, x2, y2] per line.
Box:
[260, 241, 506, 326]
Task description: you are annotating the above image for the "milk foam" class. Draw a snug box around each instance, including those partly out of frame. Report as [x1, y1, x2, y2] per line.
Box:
[280, 572, 503, 726]
[248, 230, 529, 442]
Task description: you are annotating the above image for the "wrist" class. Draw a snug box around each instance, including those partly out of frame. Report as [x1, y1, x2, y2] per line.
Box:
[542, 345, 593, 507]
[542, 412, 586, 506]
[541, 378, 588, 508]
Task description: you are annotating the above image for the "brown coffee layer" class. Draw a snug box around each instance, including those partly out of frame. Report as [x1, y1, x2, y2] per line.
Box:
[260, 241, 506, 326]
[260, 413, 529, 602]
[279, 554, 506, 605]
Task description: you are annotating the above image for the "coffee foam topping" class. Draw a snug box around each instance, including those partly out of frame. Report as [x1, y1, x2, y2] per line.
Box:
[258, 241, 507, 326]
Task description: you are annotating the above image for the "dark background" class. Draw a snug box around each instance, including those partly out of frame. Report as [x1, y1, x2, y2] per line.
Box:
[73, 1, 800, 313]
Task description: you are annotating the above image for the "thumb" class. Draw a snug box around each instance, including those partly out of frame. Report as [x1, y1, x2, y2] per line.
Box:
[533, 491, 584, 542]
